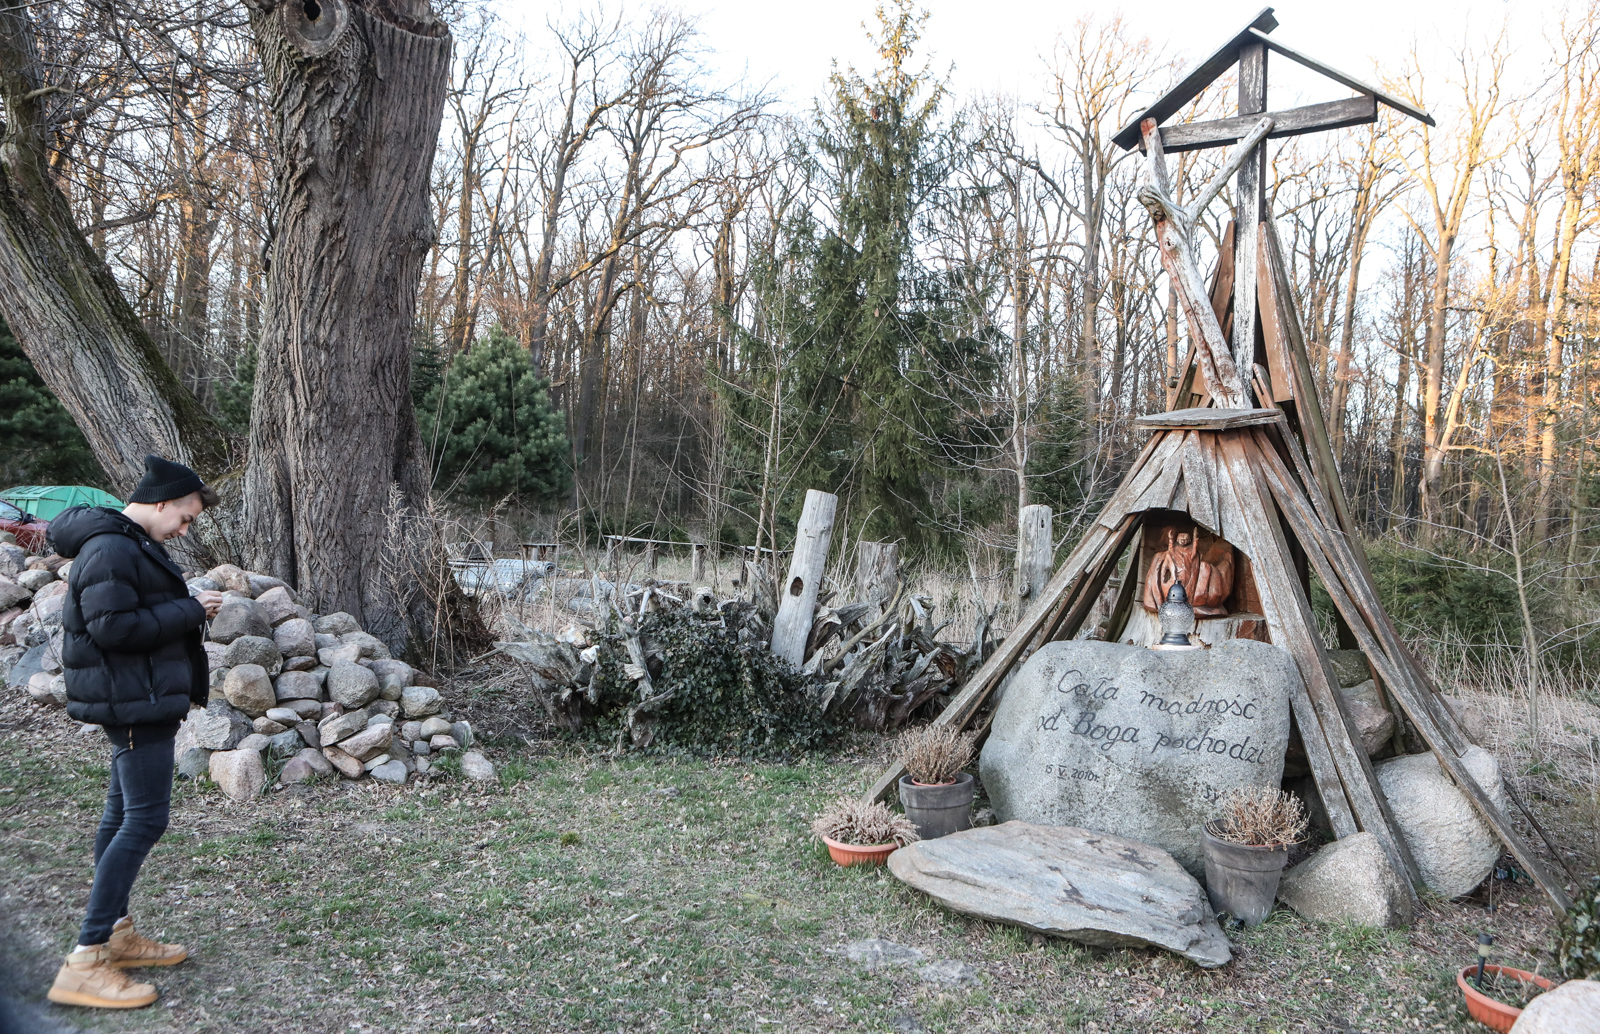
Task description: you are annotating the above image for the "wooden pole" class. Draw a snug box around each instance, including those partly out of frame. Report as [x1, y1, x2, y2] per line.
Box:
[1233, 39, 1267, 379]
[855, 540, 899, 611]
[770, 490, 838, 666]
[645, 541, 658, 574]
[690, 542, 705, 583]
[1016, 504, 1054, 604]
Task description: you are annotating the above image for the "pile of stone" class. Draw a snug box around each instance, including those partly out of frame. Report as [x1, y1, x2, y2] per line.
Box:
[0, 544, 497, 800]
[0, 541, 73, 706]
[176, 562, 494, 799]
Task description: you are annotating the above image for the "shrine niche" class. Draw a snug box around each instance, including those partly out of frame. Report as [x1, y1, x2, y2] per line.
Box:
[1142, 523, 1234, 616]
[1103, 510, 1264, 649]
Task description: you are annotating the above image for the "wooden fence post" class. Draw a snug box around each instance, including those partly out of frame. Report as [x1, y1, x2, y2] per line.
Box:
[1016, 504, 1054, 605]
[856, 540, 899, 610]
[645, 541, 658, 573]
[690, 542, 705, 583]
[771, 489, 838, 666]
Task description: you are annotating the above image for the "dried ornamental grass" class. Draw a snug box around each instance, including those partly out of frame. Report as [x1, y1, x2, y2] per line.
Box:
[1206, 785, 1308, 848]
[895, 724, 976, 784]
[811, 797, 920, 848]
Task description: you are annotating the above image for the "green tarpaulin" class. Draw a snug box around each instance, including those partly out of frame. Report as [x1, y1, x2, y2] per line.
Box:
[0, 485, 123, 521]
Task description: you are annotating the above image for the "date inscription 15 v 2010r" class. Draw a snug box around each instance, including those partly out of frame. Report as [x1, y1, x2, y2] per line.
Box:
[1036, 667, 1272, 764]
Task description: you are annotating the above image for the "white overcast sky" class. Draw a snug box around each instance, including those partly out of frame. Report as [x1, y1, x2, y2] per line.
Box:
[499, 0, 1550, 117]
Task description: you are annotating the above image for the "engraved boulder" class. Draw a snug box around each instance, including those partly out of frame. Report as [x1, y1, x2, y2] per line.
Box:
[979, 639, 1295, 875]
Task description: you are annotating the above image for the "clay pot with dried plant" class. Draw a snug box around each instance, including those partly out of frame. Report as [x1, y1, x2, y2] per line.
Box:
[894, 725, 978, 840]
[811, 797, 918, 867]
[1202, 785, 1309, 927]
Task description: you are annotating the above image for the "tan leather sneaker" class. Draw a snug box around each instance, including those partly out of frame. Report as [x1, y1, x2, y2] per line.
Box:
[108, 916, 188, 968]
[46, 944, 158, 1009]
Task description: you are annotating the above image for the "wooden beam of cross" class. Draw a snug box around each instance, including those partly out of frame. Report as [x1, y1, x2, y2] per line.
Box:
[1111, 7, 1433, 387]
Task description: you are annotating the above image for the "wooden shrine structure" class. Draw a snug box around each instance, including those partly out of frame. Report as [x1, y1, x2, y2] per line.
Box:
[865, 9, 1573, 914]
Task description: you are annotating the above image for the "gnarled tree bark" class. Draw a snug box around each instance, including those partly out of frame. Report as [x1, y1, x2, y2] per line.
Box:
[0, 4, 229, 496]
[242, 0, 452, 647]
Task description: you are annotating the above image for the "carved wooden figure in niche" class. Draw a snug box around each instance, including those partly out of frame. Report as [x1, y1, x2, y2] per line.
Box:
[1142, 525, 1235, 616]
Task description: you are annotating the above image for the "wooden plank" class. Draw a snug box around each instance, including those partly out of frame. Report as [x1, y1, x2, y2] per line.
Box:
[1247, 28, 1434, 127]
[1234, 42, 1267, 381]
[1256, 236, 1296, 402]
[1209, 220, 1237, 343]
[1138, 407, 1284, 431]
[1104, 546, 1141, 643]
[1159, 96, 1377, 153]
[1111, 7, 1280, 150]
[862, 513, 1141, 803]
[1099, 429, 1186, 528]
[1170, 477, 1190, 516]
[1257, 431, 1469, 757]
[1206, 433, 1357, 839]
[1133, 432, 1188, 512]
[1042, 519, 1143, 647]
[1180, 431, 1219, 533]
[1249, 434, 1572, 913]
[1217, 432, 1422, 891]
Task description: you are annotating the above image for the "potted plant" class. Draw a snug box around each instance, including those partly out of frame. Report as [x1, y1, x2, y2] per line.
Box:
[1201, 785, 1308, 928]
[1455, 946, 1553, 1034]
[811, 797, 919, 867]
[895, 725, 977, 840]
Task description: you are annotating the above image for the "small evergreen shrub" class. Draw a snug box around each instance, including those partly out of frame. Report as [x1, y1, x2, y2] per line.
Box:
[416, 326, 570, 507]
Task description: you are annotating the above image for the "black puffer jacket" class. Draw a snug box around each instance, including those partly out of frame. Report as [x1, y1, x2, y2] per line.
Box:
[49, 507, 208, 726]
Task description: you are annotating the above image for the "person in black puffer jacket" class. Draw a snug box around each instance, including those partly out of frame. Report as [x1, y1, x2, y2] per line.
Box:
[42, 456, 224, 1011]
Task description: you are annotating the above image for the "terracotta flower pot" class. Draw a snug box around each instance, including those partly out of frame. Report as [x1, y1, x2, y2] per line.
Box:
[820, 835, 899, 867]
[1455, 964, 1554, 1033]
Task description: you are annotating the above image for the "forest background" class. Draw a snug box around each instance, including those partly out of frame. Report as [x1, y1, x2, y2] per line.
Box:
[3, 0, 1600, 671]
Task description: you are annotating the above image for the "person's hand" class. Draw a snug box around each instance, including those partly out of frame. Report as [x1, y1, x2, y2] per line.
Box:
[195, 590, 224, 618]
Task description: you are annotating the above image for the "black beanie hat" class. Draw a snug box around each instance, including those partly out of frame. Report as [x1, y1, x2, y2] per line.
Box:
[128, 454, 213, 506]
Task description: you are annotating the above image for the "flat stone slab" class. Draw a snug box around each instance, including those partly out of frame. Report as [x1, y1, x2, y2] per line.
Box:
[980, 639, 1294, 874]
[888, 821, 1231, 967]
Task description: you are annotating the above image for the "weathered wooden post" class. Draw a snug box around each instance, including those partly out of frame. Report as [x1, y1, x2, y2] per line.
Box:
[856, 540, 900, 610]
[771, 490, 838, 666]
[1016, 504, 1053, 606]
[690, 542, 705, 583]
[644, 540, 658, 574]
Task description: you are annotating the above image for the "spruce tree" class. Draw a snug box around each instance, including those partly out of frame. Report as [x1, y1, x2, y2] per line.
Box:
[417, 327, 571, 508]
[0, 316, 104, 486]
[743, 0, 968, 548]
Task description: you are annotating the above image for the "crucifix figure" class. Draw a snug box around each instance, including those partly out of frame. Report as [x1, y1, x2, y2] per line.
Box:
[1112, 7, 1433, 414]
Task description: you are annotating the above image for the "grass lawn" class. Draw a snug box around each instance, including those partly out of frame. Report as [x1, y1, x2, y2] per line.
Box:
[0, 692, 1581, 1034]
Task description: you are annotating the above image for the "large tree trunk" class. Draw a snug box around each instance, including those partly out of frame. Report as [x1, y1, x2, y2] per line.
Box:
[0, 5, 229, 496]
[242, 0, 452, 648]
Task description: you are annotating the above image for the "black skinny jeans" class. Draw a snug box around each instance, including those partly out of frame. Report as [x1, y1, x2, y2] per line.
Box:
[78, 724, 174, 946]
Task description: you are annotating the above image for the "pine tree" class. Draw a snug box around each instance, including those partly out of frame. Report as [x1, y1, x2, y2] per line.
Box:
[0, 316, 105, 487]
[417, 327, 571, 508]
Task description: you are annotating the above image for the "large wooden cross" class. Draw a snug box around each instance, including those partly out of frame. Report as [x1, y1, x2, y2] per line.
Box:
[1111, 7, 1433, 404]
